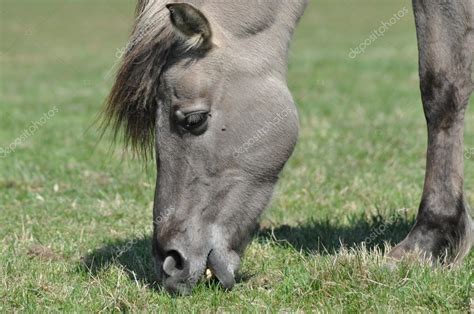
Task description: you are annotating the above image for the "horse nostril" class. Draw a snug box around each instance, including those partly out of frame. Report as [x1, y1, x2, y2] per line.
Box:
[163, 250, 185, 277]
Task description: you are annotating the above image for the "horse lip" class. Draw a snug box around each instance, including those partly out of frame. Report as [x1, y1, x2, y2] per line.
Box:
[206, 248, 240, 290]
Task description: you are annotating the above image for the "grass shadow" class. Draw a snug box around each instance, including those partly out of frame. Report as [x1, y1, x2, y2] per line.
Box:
[257, 211, 414, 254]
[77, 234, 253, 289]
[78, 212, 414, 287]
[78, 234, 159, 289]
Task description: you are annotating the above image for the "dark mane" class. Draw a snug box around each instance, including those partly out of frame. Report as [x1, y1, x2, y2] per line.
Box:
[102, 0, 176, 159]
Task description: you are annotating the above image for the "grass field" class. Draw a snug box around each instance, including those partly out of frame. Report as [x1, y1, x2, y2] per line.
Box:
[1, 0, 473, 311]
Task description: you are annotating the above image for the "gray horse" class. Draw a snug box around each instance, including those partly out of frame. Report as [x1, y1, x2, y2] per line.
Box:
[102, 0, 474, 294]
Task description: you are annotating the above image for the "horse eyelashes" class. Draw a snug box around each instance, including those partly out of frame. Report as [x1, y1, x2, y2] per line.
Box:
[175, 111, 209, 135]
[186, 112, 207, 125]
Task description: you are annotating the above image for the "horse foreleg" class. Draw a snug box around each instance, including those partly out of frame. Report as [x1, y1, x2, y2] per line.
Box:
[389, 0, 474, 263]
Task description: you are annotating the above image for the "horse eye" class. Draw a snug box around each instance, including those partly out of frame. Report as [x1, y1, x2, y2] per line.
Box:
[176, 110, 209, 134]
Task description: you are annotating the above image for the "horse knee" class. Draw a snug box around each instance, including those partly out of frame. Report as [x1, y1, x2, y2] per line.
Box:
[420, 70, 472, 129]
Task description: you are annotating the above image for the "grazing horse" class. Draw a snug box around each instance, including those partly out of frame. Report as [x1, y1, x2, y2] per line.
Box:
[103, 0, 474, 294]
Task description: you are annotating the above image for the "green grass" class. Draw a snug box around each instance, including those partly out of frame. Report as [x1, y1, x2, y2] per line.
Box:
[1, 0, 473, 311]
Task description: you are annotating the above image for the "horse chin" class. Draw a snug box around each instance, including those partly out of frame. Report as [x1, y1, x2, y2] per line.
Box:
[159, 262, 207, 296]
[207, 248, 241, 290]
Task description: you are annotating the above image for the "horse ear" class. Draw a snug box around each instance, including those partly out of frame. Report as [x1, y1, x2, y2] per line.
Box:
[166, 3, 213, 50]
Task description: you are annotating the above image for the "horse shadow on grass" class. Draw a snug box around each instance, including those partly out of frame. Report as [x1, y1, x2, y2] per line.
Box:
[78, 233, 159, 289]
[78, 212, 413, 287]
[257, 211, 413, 254]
